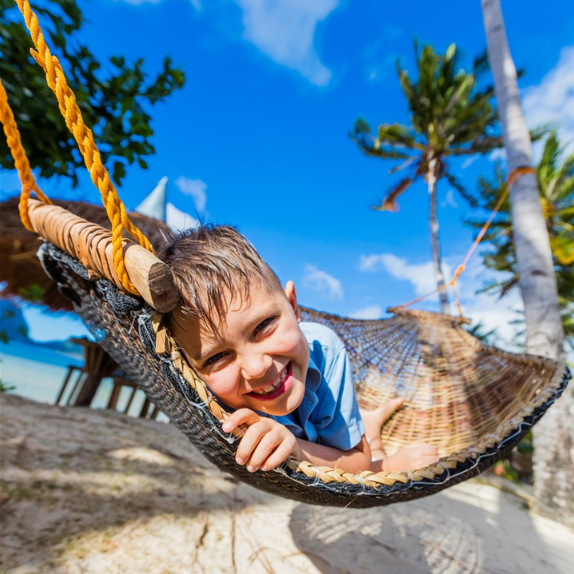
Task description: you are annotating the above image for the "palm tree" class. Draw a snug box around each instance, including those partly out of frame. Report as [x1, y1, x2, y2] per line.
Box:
[480, 0, 570, 521]
[351, 42, 502, 314]
[470, 133, 574, 348]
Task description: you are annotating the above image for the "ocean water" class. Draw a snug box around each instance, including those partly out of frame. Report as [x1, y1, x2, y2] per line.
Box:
[0, 340, 153, 415]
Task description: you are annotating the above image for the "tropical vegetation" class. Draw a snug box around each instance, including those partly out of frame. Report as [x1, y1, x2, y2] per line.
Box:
[0, 0, 185, 186]
[350, 42, 502, 313]
[470, 133, 574, 348]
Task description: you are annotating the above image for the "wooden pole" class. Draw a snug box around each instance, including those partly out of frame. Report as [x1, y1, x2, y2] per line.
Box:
[27, 199, 179, 313]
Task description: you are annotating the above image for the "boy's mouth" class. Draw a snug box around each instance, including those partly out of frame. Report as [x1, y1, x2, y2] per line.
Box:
[245, 362, 292, 401]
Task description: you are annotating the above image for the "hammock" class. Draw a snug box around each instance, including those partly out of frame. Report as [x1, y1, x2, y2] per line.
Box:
[33, 242, 570, 507]
[2, 0, 570, 508]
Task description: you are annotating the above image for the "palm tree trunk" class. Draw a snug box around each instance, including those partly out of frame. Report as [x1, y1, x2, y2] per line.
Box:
[481, 0, 572, 525]
[427, 157, 450, 314]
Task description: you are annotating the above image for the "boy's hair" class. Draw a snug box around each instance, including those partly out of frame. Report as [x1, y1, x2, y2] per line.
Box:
[159, 224, 283, 335]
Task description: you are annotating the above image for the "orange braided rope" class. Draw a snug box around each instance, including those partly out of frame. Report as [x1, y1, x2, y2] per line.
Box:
[12, 0, 155, 294]
[0, 79, 52, 231]
[390, 165, 538, 315]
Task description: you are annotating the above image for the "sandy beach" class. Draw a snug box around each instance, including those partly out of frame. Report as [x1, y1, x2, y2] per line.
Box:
[1, 393, 573, 574]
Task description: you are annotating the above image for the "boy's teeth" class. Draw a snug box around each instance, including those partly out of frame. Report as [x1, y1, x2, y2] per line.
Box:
[252, 367, 287, 395]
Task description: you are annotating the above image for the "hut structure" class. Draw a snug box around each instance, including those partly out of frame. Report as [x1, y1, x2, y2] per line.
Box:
[0, 195, 173, 412]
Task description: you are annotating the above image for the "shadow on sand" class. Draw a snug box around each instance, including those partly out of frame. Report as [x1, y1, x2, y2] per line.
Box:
[288, 483, 561, 574]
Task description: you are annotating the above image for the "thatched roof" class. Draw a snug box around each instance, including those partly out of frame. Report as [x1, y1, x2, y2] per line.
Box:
[0, 197, 174, 312]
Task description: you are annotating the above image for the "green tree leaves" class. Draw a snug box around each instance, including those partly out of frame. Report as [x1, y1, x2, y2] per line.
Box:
[0, 0, 185, 186]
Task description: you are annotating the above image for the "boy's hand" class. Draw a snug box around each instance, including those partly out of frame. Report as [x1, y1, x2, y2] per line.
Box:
[382, 443, 439, 472]
[222, 408, 300, 472]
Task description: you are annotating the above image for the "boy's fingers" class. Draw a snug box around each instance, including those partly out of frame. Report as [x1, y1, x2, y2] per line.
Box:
[235, 423, 269, 466]
[222, 408, 260, 432]
[260, 440, 295, 471]
[246, 431, 283, 471]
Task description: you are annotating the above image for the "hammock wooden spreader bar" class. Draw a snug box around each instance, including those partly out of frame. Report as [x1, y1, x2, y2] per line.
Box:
[26, 199, 179, 313]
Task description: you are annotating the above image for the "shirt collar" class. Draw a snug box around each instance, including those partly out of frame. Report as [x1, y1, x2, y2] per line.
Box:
[305, 352, 322, 393]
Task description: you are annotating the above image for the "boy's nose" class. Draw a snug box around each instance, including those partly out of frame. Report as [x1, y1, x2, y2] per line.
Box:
[240, 351, 272, 381]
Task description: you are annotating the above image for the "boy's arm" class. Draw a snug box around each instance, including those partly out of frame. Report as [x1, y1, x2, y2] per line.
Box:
[222, 408, 372, 474]
[295, 434, 372, 475]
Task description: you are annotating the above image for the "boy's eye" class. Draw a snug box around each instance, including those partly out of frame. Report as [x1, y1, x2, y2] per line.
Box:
[254, 316, 276, 336]
[203, 352, 228, 368]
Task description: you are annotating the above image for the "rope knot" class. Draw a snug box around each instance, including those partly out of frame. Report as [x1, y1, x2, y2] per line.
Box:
[450, 265, 465, 287]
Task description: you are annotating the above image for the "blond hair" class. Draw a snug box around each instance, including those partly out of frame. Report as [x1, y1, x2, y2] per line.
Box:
[159, 225, 282, 335]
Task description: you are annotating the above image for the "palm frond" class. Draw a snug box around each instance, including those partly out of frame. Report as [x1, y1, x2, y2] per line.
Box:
[530, 124, 553, 143]
[447, 135, 504, 155]
[353, 117, 371, 135]
[472, 51, 490, 76]
[389, 156, 419, 174]
[468, 132, 574, 321]
[372, 175, 414, 212]
[356, 143, 413, 161]
[444, 171, 478, 207]
[466, 320, 498, 344]
[550, 234, 574, 265]
[376, 123, 419, 149]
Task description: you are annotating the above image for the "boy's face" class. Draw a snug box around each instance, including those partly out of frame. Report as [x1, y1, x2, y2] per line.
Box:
[171, 280, 309, 417]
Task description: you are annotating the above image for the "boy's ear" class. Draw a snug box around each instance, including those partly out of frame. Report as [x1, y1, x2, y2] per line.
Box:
[284, 281, 300, 322]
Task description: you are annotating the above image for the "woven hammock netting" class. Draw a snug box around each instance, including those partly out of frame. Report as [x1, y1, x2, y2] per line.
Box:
[39, 243, 570, 508]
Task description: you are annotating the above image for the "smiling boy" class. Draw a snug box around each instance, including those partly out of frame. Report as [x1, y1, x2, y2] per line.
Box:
[162, 225, 439, 474]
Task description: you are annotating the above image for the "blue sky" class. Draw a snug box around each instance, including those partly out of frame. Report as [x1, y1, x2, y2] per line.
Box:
[2, 0, 573, 348]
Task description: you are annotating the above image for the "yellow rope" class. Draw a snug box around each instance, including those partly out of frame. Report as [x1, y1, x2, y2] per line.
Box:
[0, 79, 52, 231]
[11, 0, 155, 294]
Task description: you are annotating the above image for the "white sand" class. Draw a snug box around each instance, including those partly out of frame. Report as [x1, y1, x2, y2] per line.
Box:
[1, 394, 573, 574]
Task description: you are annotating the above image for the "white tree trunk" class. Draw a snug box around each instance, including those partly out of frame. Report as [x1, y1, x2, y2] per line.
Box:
[426, 158, 450, 315]
[481, 0, 572, 525]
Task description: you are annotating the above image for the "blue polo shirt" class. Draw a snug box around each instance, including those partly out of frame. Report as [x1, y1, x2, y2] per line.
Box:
[270, 322, 365, 451]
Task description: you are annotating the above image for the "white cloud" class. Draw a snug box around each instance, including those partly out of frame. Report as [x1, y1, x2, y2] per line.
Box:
[366, 53, 398, 84]
[359, 253, 449, 298]
[461, 154, 479, 169]
[488, 47, 574, 165]
[349, 305, 383, 320]
[523, 46, 574, 150]
[22, 305, 91, 342]
[235, 0, 338, 86]
[174, 176, 207, 213]
[441, 188, 458, 209]
[166, 202, 200, 231]
[362, 28, 402, 84]
[303, 264, 343, 299]
[489, 148, 506, 162]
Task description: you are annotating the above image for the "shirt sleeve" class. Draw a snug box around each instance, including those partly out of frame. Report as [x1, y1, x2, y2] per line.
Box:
[313, 345, 365, 451]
